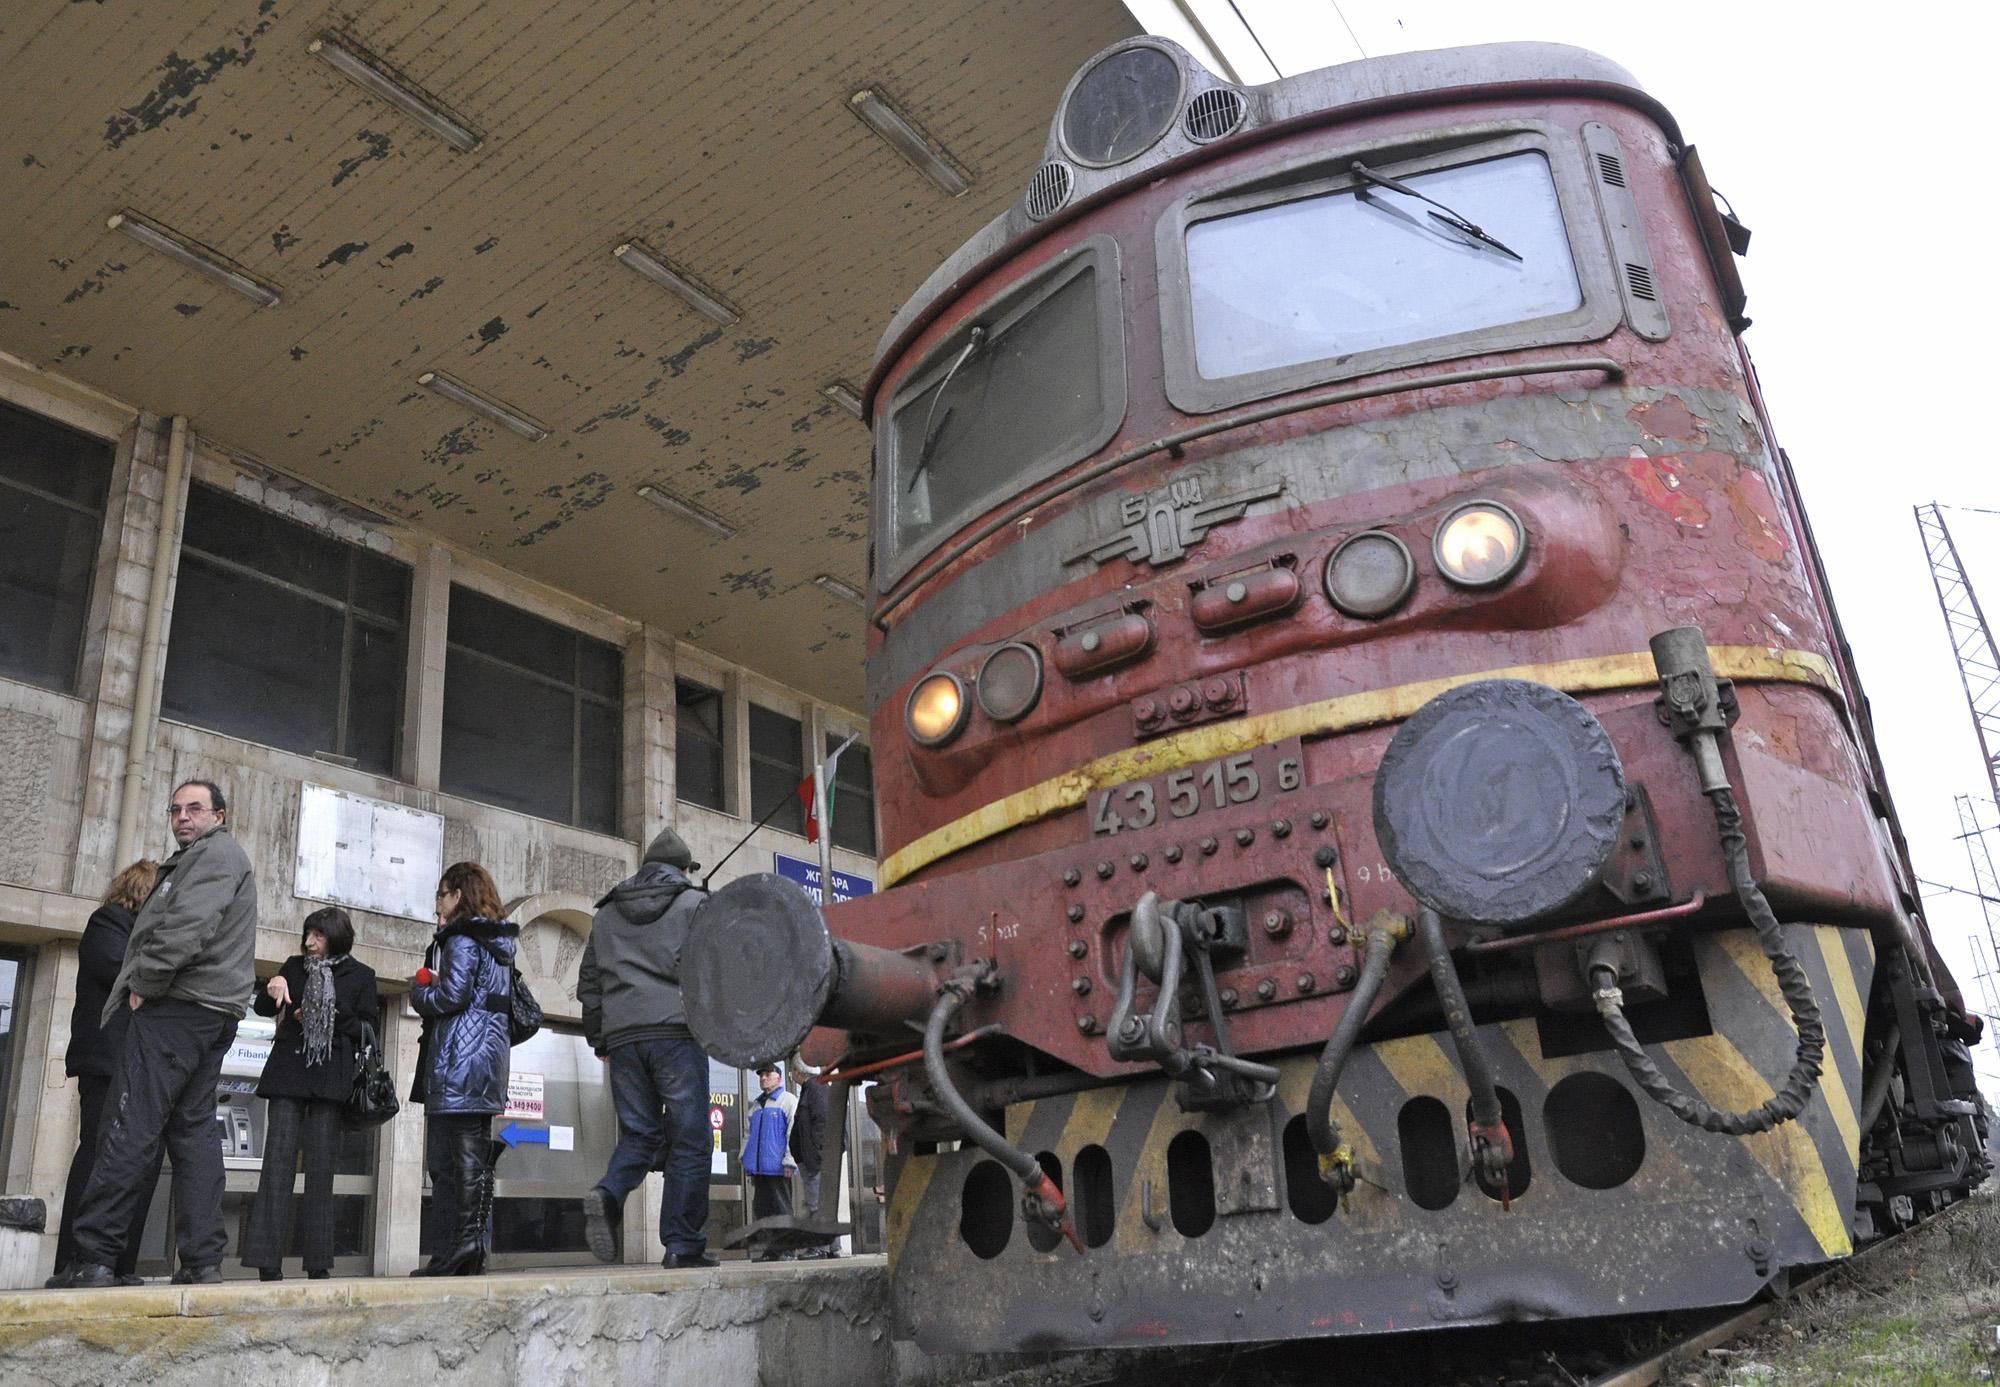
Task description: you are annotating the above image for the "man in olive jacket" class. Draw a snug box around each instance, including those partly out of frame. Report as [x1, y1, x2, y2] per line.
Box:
[576, 826, 717, 1269]
[64, 779, 258, 1288]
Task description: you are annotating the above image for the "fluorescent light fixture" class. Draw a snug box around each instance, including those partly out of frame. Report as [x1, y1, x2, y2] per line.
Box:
[813, 574, 865, 606]
[820, 380, 865, 419]
[416, 371, 548, 441]
[612, 242, 740, 326]
[848, 87, 972, 196]
[309, 34, 482, 153]
[636, 484, 736, 539]
[106, 212, 281, 307]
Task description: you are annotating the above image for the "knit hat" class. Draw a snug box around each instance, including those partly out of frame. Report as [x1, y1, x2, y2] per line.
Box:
[643, 826, 699, 872]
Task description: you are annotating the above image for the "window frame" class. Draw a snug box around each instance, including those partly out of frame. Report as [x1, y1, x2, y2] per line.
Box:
[440, 585, 622, 833]
[674, 677, 728, 813]
[164, 482, 410, 773]
[0, 402, 115, 695]
[746, 702, 806, 836]
[875, 234, 1127, 591]
[1154, 121, 1624, 415]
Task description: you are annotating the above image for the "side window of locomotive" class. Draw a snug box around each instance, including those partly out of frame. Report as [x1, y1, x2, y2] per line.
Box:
[1186, 151, 1581, 381]
[885, 241, 1125, 575]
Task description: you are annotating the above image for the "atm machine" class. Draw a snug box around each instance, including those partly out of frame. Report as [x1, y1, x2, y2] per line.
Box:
[216, 1014, 274, 1169]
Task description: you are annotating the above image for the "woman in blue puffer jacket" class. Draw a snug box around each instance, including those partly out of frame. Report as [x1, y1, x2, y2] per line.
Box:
[409, 860, 517, 1277]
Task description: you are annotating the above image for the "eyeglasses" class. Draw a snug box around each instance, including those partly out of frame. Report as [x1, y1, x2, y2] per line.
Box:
[167, 804, 213, 819]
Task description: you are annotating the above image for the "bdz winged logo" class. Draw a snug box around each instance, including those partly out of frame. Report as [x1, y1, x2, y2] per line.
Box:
[1064, 477, 1284, 569]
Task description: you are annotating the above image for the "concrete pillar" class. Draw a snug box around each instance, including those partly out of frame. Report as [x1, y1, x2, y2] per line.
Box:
[5, 944, 79, 1279]
[374, 1001, 426, 1276]
[623, 1171, 665, 1265]
[399, 546, 451, 791]
[722, 671, 752, 820]
[620, 626, 675, 847]
[70, 417, 181, 894]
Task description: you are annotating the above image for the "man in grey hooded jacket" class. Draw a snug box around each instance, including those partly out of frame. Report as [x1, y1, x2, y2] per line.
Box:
[576, 826, 717, 1268]
[64, 779, 258, 1288]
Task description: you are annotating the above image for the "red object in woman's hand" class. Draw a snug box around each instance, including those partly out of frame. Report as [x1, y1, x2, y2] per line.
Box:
[414, 966, 435, 986]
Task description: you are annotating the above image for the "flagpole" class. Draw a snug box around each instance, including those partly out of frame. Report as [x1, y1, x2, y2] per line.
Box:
[817, 732, 858, 908]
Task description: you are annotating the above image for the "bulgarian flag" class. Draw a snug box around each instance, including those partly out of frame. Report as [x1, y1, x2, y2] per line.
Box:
[797, 733, 859, 845]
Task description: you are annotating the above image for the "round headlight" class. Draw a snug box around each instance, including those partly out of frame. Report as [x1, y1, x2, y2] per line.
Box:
[1433, 502, 1526, 588]
[1324, 531, 1416, 619]
[906, 673, 968, 747]
[977, 643, 1043, 723]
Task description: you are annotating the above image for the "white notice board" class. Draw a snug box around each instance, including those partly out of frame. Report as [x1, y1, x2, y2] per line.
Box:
[294, 784, 444, 924]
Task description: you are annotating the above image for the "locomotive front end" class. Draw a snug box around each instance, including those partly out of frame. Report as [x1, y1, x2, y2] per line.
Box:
[679, 36, 1987, 1355]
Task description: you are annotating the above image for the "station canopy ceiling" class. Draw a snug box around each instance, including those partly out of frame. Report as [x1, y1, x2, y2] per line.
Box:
[0, 1, 1137, 710]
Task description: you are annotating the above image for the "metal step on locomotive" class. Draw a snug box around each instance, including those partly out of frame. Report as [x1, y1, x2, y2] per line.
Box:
[677, 37, 1990, 1354]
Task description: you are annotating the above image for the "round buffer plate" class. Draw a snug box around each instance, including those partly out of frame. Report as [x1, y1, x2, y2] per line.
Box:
[1372, 679, 1626, 927]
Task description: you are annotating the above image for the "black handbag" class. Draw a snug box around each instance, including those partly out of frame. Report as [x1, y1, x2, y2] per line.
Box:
[344, 1022, 400, 1129]
[507, 966, 543, 1047]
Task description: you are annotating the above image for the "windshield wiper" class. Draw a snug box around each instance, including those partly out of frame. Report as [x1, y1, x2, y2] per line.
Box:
[1350, 160, 1523, 262]
[907, 325, 987, 493]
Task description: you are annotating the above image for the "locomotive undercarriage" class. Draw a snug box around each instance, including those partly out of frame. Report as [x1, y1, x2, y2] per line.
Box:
[882, 923, 1873, 1352]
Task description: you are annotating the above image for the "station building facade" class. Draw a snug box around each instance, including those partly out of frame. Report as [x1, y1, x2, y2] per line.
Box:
[0, 358, 882, 1278]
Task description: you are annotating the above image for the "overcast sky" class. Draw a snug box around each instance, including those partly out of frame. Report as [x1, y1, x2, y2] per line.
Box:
[1135, 2, 2000, 1082]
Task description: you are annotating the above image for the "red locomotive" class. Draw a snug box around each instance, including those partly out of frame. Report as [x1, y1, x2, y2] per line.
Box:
[681, 38, 1987, 1353]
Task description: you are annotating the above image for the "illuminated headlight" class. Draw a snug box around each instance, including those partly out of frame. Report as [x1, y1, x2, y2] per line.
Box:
[1433, 502, 1526, 588]
[1324, 531, 1416, 619]
[977, 643, 1043, 723]
[906, 673, 968, 747]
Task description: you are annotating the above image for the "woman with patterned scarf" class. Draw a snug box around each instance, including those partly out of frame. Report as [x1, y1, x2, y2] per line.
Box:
[241, 906, 380, 1281]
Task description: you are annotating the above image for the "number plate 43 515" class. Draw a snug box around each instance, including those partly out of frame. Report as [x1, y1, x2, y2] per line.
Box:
[1091, 741, 1303, 836]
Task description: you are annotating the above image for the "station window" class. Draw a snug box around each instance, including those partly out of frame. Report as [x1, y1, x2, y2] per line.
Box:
[0, 401, 114, 695]
[675, 679, 727, 812]
[829, 736, 876, 856]
[748, 704, 806, 835]
[162, 483, 409, 775]
[440, 586, 622, 833]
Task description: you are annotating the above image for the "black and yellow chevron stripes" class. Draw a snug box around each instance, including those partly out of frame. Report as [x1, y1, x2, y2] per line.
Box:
[885, 924, 1875, 1351]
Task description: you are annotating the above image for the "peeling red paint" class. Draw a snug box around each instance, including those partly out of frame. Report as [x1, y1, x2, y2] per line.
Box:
[1626, 396, 1706, 442]
[1721, 466, 1790, 562]
[1620, 453, 1710, 527]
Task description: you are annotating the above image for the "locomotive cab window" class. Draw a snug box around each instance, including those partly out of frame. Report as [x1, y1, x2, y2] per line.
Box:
[1157, 128, 1625, 413]
[879, 237, 1126, 587]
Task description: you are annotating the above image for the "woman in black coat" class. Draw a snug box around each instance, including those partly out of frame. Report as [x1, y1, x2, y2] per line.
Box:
[49, 861, 161, 1287]
[241, 906, 379, 1281]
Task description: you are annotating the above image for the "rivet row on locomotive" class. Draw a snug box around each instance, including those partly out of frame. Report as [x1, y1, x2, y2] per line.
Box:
[678, 38, 1989, 1354]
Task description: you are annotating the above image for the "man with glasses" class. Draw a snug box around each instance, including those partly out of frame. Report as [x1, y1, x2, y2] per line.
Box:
[62, 780, 258, 1288]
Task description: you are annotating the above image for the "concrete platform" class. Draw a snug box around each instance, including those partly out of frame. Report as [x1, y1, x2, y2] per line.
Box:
[0, 1256, 1007, 1387]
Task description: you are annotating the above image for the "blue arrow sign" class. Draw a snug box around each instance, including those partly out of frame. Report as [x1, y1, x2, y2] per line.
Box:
[499, 1122, 549, 1148]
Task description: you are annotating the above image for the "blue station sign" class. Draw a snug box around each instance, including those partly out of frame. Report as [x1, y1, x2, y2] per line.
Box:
[772, 852, 875, 907]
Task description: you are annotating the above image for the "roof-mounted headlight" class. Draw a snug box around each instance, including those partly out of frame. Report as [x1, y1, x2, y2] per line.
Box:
[1059, 43, 1183, 167]
[906, 672, 968, 747]
[1433, 502, 1527, 588]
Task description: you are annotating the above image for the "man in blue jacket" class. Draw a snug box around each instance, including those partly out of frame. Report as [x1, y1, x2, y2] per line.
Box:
[576, 827, 717, 1269]
[743, 1062, 797, 1260]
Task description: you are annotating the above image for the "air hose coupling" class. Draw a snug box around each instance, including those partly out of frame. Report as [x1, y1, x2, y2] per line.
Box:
[1649, 626, 1737, 793]
[1022, 1169, 1084, 1254]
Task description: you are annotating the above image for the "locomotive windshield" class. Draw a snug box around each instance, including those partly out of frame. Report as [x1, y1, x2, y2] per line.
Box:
[886, 246, 1123, 567]
[1186, 151, 1581, 379]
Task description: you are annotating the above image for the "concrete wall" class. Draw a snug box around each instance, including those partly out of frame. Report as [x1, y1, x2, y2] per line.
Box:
[0, 355, 880, 1280]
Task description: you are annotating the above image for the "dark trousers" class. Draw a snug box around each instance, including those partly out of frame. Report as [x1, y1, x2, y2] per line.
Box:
[750, 1172, 793, 1222]
[423, 1113, 490, 1255]
[598, 1037, 711, 1256]
[73, 999, 236, 1271]
[242, 1096, 340, 1271]
[53, 1074, 159, 1276]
